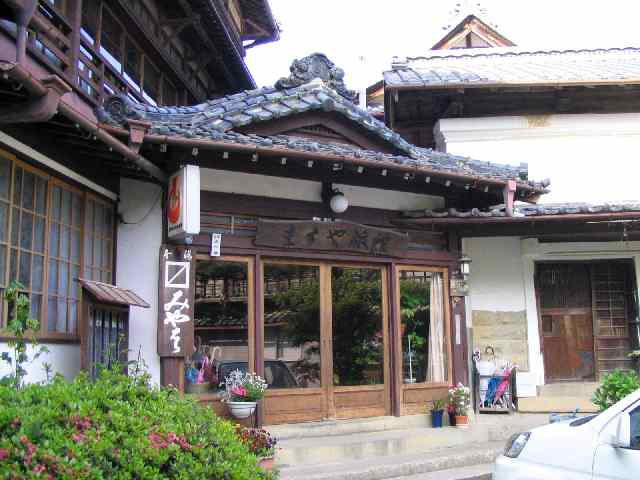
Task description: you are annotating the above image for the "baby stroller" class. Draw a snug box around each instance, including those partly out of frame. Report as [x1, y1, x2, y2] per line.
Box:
[488, 364, 517, 409]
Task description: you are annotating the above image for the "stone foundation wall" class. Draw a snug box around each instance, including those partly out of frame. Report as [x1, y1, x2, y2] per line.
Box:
[473, 310, 529, 371]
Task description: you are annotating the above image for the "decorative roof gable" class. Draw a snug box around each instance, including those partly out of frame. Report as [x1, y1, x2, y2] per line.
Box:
[432, 14, 515, 50]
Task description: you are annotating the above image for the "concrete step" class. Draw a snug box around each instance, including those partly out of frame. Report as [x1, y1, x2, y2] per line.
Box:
[268, 415, 433, 441]
[275, 413, 547, 468]
[538, 382, 599, 398]
[386, 464, 493, 480]
[278, 443, 502, 480]
[518, 396, 598, 413]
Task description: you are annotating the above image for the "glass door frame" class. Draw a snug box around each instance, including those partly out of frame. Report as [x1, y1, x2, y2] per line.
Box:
[259, 258, 391, 421]
[327, 261, 391, 419]
[194, 254, 256, 381]
[394, 265, 453, 415]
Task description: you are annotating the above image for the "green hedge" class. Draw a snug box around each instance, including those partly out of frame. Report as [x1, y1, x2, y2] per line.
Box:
[0, 369, 274, 479]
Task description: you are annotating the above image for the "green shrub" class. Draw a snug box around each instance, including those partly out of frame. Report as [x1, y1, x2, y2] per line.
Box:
[592, 370, 640, 412]
[0, 368, 275, 479]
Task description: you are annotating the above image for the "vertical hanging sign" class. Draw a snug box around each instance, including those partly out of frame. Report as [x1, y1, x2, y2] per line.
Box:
[158, 245, 195, 357]
[167, 165, 200, 239]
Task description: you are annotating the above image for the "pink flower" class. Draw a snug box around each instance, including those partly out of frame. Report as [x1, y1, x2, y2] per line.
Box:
[231, 386, 247, 398]
[72, 433, 86, 443]
[0, 448, 9, 461]
[33, 464, 46, 474]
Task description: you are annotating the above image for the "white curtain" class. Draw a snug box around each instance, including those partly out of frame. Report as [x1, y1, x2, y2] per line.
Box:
[427, 273, 446, 383]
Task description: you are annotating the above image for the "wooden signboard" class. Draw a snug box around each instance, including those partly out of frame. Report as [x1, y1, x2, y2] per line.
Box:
[158, 245, 195, 357]
[255, 219, 409, 257]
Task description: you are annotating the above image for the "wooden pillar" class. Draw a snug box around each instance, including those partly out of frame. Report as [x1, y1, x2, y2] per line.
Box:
[68, 0, 83, 82]
[388, 262, 402, 417]
[320, 264, 335, 419]
[451, 297, 469, 386]
[254, 255, 264, 426]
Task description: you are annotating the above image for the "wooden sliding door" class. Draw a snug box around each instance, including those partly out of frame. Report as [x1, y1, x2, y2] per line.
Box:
[262, 260, 390, 424]
[395, 266, 452, 414]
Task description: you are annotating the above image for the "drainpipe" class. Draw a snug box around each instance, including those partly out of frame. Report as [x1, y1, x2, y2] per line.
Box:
[5, 0, 39, 64]
[0, 62, 166, 182]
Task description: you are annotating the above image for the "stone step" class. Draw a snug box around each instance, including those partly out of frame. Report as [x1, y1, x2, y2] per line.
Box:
[275, 413, 548, 468]
[538, 382, 599, 398]
[386, 464, 493, 480]
[268, 414, 433, 441]
[278, 443, 502, 480]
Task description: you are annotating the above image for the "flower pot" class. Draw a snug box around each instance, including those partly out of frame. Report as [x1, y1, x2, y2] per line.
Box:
[431, 410, 444, 428]
[185, 382, 211, 394]
[226, 401, 257, 419]
[455, 415, 469, 428]
[448, 411, 456, 426]
[258, 456, 275, 471]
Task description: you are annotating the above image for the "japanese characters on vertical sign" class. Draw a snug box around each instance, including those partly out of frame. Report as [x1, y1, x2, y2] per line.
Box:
[158, 246, 195, 357]
[210, 233, 222, 257]
[254, 219, 409, 257]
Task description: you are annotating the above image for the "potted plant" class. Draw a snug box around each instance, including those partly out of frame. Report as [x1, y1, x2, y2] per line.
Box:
[222, 370, 267, 419]
[429, 398, 446, 428]
[448, 383, 471, 428]
[447, 402, 456, 426]
[237, 427, 279, 471]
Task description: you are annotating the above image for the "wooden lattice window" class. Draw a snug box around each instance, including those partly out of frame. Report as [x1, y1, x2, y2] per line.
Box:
[8, 163, 48, 324]
[47, 180, 83, 334]
[0, 152, 116, 340]
[83, 196, 114, 283]
[85, 303, 129, 379]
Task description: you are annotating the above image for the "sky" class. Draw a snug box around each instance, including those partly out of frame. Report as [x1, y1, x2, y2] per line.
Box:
[246, 0, 640, 91]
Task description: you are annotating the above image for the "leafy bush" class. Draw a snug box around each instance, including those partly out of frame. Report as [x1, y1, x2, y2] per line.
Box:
[592, 370, 640, 411]
[0, 368, 275, 479]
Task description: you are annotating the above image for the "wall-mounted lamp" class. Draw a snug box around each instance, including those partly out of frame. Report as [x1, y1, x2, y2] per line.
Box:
[322, 182, 349, 214]
[459, 254, 472, 278]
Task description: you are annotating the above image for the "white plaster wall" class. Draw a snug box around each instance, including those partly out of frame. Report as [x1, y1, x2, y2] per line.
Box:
[200, 168, 444, 211]
[436, 113, 640, 203]
[464, 237, 526, 312]
[463, 237, 536, 396]
[117, 179, 163, 384]
[0, 343, 80, 383]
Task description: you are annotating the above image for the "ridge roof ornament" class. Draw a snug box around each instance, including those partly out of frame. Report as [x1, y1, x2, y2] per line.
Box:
[275, 53, 356, 102]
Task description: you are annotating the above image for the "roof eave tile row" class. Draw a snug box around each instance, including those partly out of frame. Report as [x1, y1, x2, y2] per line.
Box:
[402, 201, 640, 219]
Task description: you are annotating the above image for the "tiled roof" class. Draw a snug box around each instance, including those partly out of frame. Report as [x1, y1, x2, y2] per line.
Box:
[384, 47, 640, 88]
[98, 53, 546, 191]
[77, 279, 150, 308]
[402, 201, 640, 219]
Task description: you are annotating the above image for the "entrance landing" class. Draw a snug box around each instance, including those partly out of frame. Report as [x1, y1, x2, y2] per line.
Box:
[272, 413, 548, 480]
[517, 382, 599, 413]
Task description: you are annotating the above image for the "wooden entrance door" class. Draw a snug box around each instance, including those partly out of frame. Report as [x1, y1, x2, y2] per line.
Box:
[328, 265, 390, 419]
[537, 263, 596, 382]
[540, 308, 595, 381]
[261, 261, 390, 424]
[537, 261, 636, 382]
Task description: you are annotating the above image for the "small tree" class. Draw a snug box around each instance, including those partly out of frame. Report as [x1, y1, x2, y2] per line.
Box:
[1, 281, 49, 389]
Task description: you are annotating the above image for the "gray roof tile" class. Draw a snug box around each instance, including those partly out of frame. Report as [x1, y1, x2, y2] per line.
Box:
[385, 47, 640, 88]
[99, 53, 546, 191]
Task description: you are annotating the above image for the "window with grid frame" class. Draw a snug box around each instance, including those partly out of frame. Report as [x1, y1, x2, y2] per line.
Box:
[0, 152, 115, 339]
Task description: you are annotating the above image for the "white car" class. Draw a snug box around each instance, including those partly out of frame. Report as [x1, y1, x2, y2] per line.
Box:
[495, 388, 640, 479]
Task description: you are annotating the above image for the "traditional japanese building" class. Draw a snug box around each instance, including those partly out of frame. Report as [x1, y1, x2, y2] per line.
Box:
[0, 0, 548, 425]
[374, 14, 640, 409]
